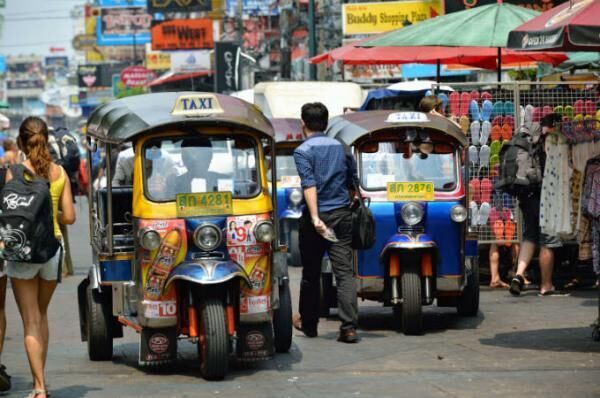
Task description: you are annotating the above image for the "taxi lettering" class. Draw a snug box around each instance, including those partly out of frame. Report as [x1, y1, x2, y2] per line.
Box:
[171, 94, 224, 116]
[181, 97, 213, 111]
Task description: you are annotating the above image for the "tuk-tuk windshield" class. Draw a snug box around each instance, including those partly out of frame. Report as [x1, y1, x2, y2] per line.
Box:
[359, 141, 457, 191]
[143, 135, 260, 202]
[276, 147, 299, 179]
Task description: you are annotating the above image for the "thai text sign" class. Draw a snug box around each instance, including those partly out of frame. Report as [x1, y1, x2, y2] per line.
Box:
[146, 52, 171, 70]
[387, 182, 434, 201]
[147, 0, 211, 14]
[100, 7, 152, 36]
[151, 19, 214, 50]
[342, 0, 443, 35]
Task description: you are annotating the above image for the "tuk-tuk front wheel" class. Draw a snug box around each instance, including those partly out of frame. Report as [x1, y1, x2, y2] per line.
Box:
[86, 285, 113, 361]
[273, 279, 293, 353]
[456, 257, 480, 317]
[395, 267, 423, 335]
[197, 298, 229, 380]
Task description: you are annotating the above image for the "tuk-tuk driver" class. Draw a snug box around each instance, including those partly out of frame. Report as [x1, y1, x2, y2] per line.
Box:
[171, 136, 227, 195]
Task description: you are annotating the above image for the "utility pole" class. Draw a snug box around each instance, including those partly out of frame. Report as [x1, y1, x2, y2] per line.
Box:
[308, 0, 316, 80]
[279, 4, 291, 80]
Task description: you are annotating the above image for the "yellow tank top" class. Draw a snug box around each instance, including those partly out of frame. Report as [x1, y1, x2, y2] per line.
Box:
[50, 167, 66, 238]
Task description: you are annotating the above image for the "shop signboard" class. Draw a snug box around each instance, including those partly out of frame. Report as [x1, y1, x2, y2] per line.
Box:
[444, 0, 568, 13]
[45, 56, 69, 69]
[78, 64, 123, 88]
[225, 0, 278, 16]
[147, 0, 211, 14]
[170, 50, 211, 72]
[214, 42, 240, 93]
[97, 7, 152, 46]
[146, 52, 171, 70]
[7, 79, 45, 90]
[342, 0, 443, 35]
[151, 19, 214, 50]
[72, 34, 98, 51]
[120, 65, 156, 87]
[0, 56, 5, 74]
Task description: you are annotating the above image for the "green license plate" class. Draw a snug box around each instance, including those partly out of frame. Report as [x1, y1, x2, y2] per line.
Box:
[386, 182, 434, 201]
[176, 192, 233, 217]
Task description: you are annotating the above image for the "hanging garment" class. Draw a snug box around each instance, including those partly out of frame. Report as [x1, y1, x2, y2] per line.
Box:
[540, 141, 572, 237]
[570, 169, 583, 237]
[592, 220, 600, 275]
[579, 215, 593, 261]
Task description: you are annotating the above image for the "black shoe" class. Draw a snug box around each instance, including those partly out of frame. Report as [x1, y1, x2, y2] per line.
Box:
[337, 328, 359, 343]
[0, 364, 11, 392]
[509, 275, 524, 296]
[293, 314, 317, 337]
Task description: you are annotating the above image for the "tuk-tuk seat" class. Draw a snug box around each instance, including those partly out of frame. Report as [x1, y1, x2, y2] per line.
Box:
[97, 186, 134, 251]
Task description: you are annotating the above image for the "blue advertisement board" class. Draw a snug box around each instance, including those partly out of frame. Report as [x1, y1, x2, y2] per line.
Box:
[0, 56, 6, 74]
[225, 0, 278, 16]
[96, 7, 151, 46]
[401, 64, 471, 79]
[98, 0, 147, 7]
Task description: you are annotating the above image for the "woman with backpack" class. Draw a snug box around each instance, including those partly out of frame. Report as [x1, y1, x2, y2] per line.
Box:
[3, 117, 76, 398]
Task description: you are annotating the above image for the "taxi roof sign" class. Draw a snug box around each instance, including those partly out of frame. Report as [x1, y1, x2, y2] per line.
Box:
[171, 94, 224, 117]
[385, 112, 429, 124]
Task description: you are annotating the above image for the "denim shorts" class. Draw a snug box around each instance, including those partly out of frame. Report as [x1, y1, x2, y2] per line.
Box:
[6, 242, 63, 281]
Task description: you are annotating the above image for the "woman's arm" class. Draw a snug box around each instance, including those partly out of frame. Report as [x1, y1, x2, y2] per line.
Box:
[59, 172, 76, 225]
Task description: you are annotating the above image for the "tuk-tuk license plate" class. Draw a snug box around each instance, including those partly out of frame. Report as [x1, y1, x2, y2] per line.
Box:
[387, 182, 434, 202]
[176, 192, 233, 217]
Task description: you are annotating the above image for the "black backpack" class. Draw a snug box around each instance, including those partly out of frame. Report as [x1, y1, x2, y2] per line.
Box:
[49, 127, 80, 175]
[494, 125, 543, 196]
[0, 164, 60, 263]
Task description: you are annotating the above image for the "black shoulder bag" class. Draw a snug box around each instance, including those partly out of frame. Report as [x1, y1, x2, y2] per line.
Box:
[350, 179, 376, 250]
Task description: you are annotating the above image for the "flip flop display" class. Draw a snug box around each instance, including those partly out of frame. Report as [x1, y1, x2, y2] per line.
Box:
[490, 140, 502, 157]
[504, 100, 514, 116]
[449, 92, 460, 116]
[471, 90, 480, 102]
[519, 105, 525, 127]
[504, 115, 515, 129]
[478, 202, 491, 226]
[524, 104, 535, 127]
[501, 124, 513, 141]
[492, 101, 504, 118]
[471, 121, 481, 146]
[470, 100, 481, 121]
[553, 105, 564, 116]
[470, 201, 479, 228]
[532, 107, 542, 123]
[489, 207, 500, 225]
[505, 220, 516, 241]
[491, 125, 502, 141]
[490, 154, 500, 169]
[460, 115, 470, 134]
[480, 121, 491, 146]
[574, 99, 585, 116]
[542, 105, 553, 117]
[481, 91, 492, 101]
[460, 92, 471, 116]
[481, 100, 493, 122]
[480, 178, 492, 203]
[438, 93, 449, 114]
[564, 105, 574, 120]
[585, 100, 595, 115]
[469, 179, 481, 203]
[492, 116, 503, 126]
[468, 145, 478, 166]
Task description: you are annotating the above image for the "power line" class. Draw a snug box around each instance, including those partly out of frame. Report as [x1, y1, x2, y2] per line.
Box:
[2, 16, 73, 22]
[0, 40, 71, 48]
[2, 8, 72, 16]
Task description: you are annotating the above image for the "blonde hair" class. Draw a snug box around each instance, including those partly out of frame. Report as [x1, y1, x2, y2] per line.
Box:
[18, 116, 53, 180]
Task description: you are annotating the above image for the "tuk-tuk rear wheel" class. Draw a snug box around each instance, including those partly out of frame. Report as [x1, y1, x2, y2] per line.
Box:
[398, 269, 423, 335]
[273, 279, 293, 353]
[197, 298, 229, 380]
[86, 286, 113, 361]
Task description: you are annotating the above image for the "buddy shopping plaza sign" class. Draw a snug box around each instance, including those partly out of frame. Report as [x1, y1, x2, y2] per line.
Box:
[342, 0, 443, 35]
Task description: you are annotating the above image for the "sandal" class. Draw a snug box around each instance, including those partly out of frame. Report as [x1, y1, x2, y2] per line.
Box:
[0, 364, 11, 392]
[25, 389, 47, 398]
[490, 280, 509, 289]
[509, 274, 524, 296]
[564, 278, 582, 290]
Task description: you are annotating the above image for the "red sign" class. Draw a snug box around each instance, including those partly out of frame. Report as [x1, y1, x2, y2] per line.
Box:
[151, 19, 214, 51]
[120, 65, 156, 87]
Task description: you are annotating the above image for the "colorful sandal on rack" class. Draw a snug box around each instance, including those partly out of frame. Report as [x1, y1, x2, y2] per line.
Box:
[564, 105, 574, 120]
[505, 220, 516, 241]
[481, 91, 492, 101]
[470, 89, 480, 102]
[469, 179, 481, 203]
[585, 99, 595, 116]
[504, 115, 515, 129]
[493, 219, 505, 240]
[438, 93, 449, 115]
[471, 121, 481, 145]
[449, 91, 460, 117]
[492, 101, 504, 118]
[504, 100, 514, 116]
[470, 100, 481, 121]
[491, 125, 502, 141]
[460, 115, 470, 134]
[574, 99, 585, 116]
[460, 92, 471, 116]
[480, 178, 492, 203]
[501, 124, 513, 141]
[532, 106, 542, 123]
[492, 115, 503, 127]
[542, 105, 553, 118]
[480, 121, 491, 146]
[553, 105, 564, 116]
[481, 99, 493, 122]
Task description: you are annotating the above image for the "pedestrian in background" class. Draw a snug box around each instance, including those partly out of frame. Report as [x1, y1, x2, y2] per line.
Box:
[1, 140, 19, 166]
[5, 117, 76, 398]
[510, 113, 565, 296]
[292, 102, 360, 343]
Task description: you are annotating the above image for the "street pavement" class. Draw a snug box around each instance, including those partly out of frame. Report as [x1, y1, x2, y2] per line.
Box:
[1, 199, 599, 398]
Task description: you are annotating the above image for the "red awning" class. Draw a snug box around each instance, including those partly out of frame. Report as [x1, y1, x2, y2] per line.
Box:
[146, 70, 213, 87]
[508, 0, 600, 51]
[310, 44, 567, 70]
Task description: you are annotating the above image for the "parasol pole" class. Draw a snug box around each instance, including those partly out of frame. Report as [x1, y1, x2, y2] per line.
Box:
[436, 60, 441, 83]
[497, 47, 502, 82]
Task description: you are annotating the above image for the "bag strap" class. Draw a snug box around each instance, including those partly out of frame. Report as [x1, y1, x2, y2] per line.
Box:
[0, 166, 7, 192]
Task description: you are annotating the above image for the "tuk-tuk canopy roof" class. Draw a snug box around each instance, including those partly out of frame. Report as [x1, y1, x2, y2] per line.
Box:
[326, 111, 468, 147]
[86, 92, 274, 145]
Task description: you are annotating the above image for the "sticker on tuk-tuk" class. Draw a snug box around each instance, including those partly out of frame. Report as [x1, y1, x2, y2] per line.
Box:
[171, 94, 224, 117]
[385, 112, 429, 123]
[387, 182, 434, 201]
[176, 192, 233, 217]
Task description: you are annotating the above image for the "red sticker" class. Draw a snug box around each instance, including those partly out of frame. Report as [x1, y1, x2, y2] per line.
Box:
[148, 333, 170, 354]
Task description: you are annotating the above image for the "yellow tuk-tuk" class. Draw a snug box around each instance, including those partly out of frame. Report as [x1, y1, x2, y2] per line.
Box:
[77, 92, 292, 380]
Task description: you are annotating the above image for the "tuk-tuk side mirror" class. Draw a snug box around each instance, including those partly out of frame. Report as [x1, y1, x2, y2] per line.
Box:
[359, 142, 379, 153]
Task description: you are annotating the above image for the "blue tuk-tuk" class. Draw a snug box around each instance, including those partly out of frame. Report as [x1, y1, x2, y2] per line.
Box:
[270, 118, 304, 267]
[322, 110, 479, 335]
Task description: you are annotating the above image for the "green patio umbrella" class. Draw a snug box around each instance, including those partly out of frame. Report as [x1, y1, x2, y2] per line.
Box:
[0, 101, 9, 109]
[358, 2, 541, 81]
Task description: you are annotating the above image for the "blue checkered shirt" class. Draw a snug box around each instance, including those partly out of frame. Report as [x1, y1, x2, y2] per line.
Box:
[293, 133, 357, 213]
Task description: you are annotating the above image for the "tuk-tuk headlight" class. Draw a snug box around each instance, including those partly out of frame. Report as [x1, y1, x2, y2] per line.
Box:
[401, 203, 424, 226]
[451, 204, 468, 223]
[193, 224, 222, 252]
[289, 189, 303, 206]
[255, 221, 275, 243]
[139, 228, 161, 251]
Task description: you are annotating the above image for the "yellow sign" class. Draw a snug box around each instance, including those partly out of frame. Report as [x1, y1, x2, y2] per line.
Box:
[176, 192, 233, 217]
[171, 94, 224, 117]
[146, 52, 171, 70]
[342, 0, 443, 35]
[387, 182, 434, 201]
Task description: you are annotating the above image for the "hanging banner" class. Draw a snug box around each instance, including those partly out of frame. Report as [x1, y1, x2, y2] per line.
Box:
[98, 0, 146, 6]
[214, 42, 240, 94]
[77, 64, 123, 88]
[225, 0, 278, 16]
[342, 0, 443, 35]
[97, 7, 152, 46]
[146, 52, 172, 70]
[151, 19, 214, 50]
[120, 65, 156, 87]
[170, 50, 211, 72]
[147, 0, 211, 14]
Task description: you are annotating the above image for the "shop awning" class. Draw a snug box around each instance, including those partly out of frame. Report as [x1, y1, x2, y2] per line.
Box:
[146, 70, 213, 88]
